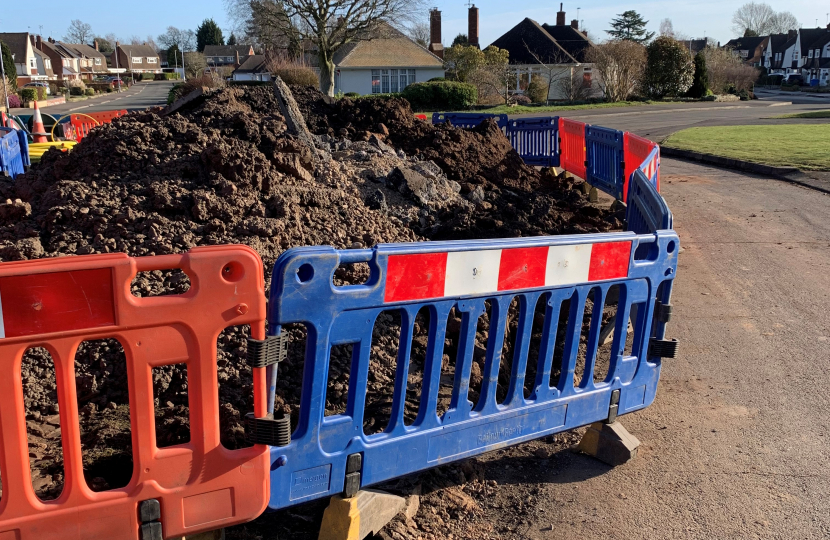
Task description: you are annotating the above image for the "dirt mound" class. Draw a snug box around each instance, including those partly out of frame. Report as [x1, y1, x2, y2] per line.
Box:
[0, 84, 620, 517]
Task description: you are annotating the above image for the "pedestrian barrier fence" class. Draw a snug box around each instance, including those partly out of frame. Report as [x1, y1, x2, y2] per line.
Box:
[0, 246, 270, 540]
[432, 113, 510, 132]
[16, 129, 30, 170]
[0, 128, 25, 179]
[558, 118, 588, 181]
[626, 169, 672, 237]
[506, 117, 560, 168]
[624, 133, 660, 201]
[586, 126, 625, 201]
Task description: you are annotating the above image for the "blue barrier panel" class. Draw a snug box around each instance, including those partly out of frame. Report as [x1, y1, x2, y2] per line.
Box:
[506, 116, 560, 167]
[627, 169, 672, 235]
[262, 228, 678, 510]
[432, 112, 509, 131]
[16, 130, 30, 169]
[586, 126, 625, 200]
[0, 128, 25, 179]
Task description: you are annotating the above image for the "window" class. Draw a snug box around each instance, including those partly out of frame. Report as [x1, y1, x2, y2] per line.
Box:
[399, 70, 408, 91]
[381, 69, 390, 93]
[95, 58, 101, 65]
[389, 69, 399, 93]
[132, 57, 142, 64]
[371, 69, 381, 93]
[45, 59, 51, 69]
[147, 57, 157, 64]
[63, 58, 70, 67]
[30, 58, 36, 67]
[740, 50, 748, 58]
[227, 56, 234, 62]
[408, 69, 416, 86]
[809, 50, 814, 58]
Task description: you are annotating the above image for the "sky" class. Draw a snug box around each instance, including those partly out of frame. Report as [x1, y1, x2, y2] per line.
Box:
[1, 0, 828, 48]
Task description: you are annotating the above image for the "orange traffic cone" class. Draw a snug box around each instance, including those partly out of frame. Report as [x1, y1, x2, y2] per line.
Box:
[31, 101, 49, 143]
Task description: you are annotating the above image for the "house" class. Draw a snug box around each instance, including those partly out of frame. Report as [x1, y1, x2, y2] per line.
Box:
[58, 41, 109, 78]
[764, 33, 791, 72]
[801, 25, 830, 85]
[205, 45, 255, 67]
[332, 23, 444, 95]
[489, 4, 595, 100]
[32, 48, 55, 81]
[113, 43, 161, 73]
[0, 32, 40, 85]
[724, 36, 769, 67]
[232, 55, 271, 81]
[36, 37, 82, 81]
[678, 39, 710, 57]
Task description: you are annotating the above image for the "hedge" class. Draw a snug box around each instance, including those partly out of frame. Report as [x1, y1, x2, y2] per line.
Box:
[401, 81, 477, 111]
[19, 88, 36, 103]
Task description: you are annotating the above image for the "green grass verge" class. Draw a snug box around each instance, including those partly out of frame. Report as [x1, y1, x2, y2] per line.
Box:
[771, 110, 830, 119]
[663, 125, 830, 170]
[446, 100, 656, 115]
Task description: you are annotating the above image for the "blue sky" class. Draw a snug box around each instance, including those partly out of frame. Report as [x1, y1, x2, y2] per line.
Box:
[1, 0, 827, 47]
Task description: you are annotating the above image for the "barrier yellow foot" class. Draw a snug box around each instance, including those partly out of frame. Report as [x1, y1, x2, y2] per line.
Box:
[319, 490, 406, 540]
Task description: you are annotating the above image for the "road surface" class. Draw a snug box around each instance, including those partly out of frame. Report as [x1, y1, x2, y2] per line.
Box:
[9, 80, 176, 117]
[518, 159, 830, 539]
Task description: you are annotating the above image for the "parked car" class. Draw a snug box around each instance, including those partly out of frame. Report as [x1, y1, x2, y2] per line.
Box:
[783, 74, 805, 86]
[23, 81, 51, 95]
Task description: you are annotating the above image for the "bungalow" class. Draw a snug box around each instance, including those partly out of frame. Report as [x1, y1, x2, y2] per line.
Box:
[723, 36, 769, 67]
[332, 23, 444, 95]
[489, 4, 596, 100]
[0, 32, 40, 85]
[232, 55, 271, 81]
[205, 45, 255, 67]
[113, 43, 161, 74]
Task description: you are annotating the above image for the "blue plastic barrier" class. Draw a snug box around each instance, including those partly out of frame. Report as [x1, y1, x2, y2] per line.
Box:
[262, 223, 678, 510]
[16, 130, 30, 169]
[0, 128, 25, 179]
[586, 126, 625, 200]
[432, 112, 509, 131]
[506, 117, 560, 167]
[626, 169, 672, 235]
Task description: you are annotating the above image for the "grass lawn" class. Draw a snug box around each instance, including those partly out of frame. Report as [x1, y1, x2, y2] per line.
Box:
[771, 110, 830, 119]
[663, 125, 830, 170]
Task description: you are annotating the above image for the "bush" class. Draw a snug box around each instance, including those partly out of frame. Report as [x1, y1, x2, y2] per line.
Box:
[428, 77, 446, 82]
[7, 94, 21, 108]
[401, 81, 478, 111]
[642, 36, 694, 98]
[49, 83, 59, 96]
[140, 73, 154, 81]
[37, 87, 49, 101]
[344, 92, 360, 98]
[85, 88, 95, 96]
[527, 76, 549, 103]
[509, 94, 532, 105]
[687, 52, 709, 98]
[19, 88, 36, 103]
[273, 66, 318, 86]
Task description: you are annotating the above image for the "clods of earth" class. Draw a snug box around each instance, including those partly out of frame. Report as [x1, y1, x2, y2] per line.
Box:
[0, 84, 624, 538]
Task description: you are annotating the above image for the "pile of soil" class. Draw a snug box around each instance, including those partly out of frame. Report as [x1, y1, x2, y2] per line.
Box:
[0, 84, 622, 534]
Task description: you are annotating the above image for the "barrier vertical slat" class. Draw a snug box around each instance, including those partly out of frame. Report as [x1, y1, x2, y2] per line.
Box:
[559, 118, 587, 179]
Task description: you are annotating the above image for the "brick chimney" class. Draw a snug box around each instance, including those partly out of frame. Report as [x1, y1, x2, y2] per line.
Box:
[787, 30, 797, 39]
[48, 37, 55, 44]
[571, 19, 579, 30]
[556, 3, 566, 26]
[94, 40, 99, 51]
[429, 9, 444, 59]
[235, 51, 241, 67]
[36, 35, 42, 50]
[468, 5, 480, 48]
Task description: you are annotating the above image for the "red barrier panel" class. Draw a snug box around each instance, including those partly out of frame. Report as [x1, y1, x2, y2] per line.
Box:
[559, 118, 587, 180]
[0, 246, 269, 540]
[415, 114, 428, 121]
[623, 132, 659, 202]
[70, 110, 127, 143]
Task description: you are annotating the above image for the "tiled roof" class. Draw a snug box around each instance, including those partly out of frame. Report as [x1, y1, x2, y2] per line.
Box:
[333, 23, 443, 68]
[120, 44, 159, 58]
[234, 54, 268, 73]
[60, 42, 107, 59]
[799, 28, 829, 55]
[541, 24, 593, 62]
[204, 45, 255, 57]
[490, 18, 577, 65]
[0, 33, 30, 62]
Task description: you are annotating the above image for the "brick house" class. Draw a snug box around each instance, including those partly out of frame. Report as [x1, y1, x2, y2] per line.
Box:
[35, 37, 82, 81]
[59, 41, 109, 78]
[113, 43, 161, 73]
[204, 45, 255, 67]
[0, 32, 41, 85]
[723, 36, 769, 67]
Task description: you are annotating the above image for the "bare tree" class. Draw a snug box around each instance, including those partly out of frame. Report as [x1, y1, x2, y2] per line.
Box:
[731, 2, 797, 36]
[247, 0, 424, 96]
[522, 41, 580, 102]
[659, 18, 675, 38]
[586, 40, 647, 102]
[158, 27, 197, 52]
[556, 69, 593, 102]
[64, 20, 94, 44]
[406, 21, 430, 48]
[704, 46, 759, 93]
[767, 11, 799, 33]
[128, 35, 159, 50]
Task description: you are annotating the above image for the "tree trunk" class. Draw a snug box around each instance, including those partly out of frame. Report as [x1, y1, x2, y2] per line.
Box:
[319, 53, 336, 97]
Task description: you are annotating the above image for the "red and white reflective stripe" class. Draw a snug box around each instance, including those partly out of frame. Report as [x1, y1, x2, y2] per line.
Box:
[0, 268, 116, 339]
[641, 155, 657, 180]
[384, 242, 631, 303]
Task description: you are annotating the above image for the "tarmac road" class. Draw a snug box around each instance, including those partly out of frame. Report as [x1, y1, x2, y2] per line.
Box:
[522, 159, 830, 539]
[9, 80, 176, 117]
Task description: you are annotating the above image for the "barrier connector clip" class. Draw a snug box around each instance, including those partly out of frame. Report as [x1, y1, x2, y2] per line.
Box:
[247, 334, 287, 368]
[245, 412, 292, 447]
[649, 338, 679, 359]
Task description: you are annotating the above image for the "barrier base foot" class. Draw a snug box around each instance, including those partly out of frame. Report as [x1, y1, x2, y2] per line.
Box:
[319, 489, 406, 540]
[575, 421, 640, 466]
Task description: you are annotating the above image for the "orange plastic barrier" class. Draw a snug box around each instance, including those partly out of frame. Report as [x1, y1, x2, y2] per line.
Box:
[559, 118, 587, 180]
[623, 132, 659, 202]
[0, 246, 269, 540]
[70, 110, 127, 143]
[415, 114, 428, 121]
